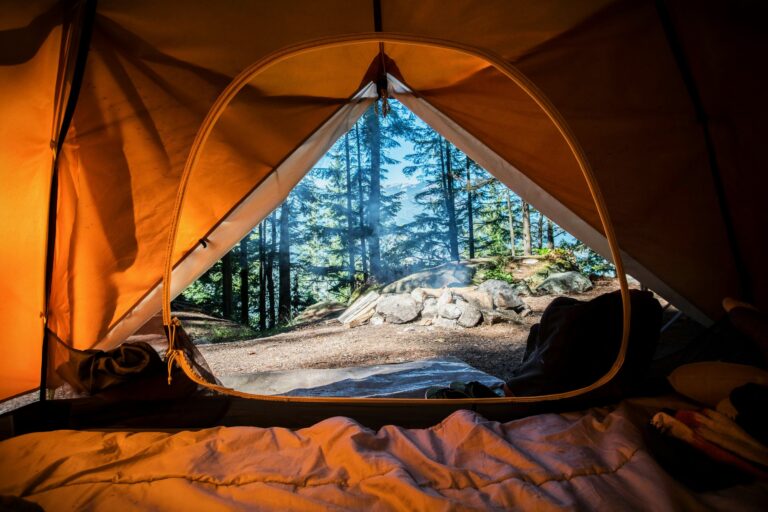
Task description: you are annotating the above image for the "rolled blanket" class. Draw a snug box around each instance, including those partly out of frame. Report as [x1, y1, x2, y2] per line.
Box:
[55, 341, 164, 394]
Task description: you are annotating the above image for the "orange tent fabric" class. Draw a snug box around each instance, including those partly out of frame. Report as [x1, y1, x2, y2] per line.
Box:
[1, 0, 766, 400]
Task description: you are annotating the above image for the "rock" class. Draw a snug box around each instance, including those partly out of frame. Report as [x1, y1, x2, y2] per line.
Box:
[438, 302, 462, 320]
[536, 271, 593, 295]
[433, 317, 458, 328]
[421, 298, 438, 318]
[478, 280, 524, 310]
[522, 258, 539, 265]
[375, 294, 422, 324]
[482, 309, 523, 325]
[412, 287, 448, 299]
[338, 291, 380, 324]
[418, 317, 433, 326]
[456, 301, 482, 327]
[410, 288, 427, 303]
[369, 313, 385, 326]
[452, 288, 494, 310]
[438, 290, 454, 305]
[381, 262, 475, 293]
[512, 282, 533, 297]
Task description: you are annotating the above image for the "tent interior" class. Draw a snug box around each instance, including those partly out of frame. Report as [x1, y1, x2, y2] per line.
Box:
[1, 0, 768, 508]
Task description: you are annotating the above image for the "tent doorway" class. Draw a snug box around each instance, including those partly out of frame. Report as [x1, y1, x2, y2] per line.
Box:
[174, 97, 631, 399]
[140, 37, 633, 406]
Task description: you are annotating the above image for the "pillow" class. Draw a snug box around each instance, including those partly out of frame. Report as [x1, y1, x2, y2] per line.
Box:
[668, 361, 768, 407]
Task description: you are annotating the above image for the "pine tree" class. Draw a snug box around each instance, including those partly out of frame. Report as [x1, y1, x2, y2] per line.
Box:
[365, 108, 383, 281]
[537, 210, 544, 250]
[239, 237, 249, 325]
[278, 201, 291, 325]
[258, 221, 266, 331]
[547, 218, 555, 250]
[522, 201, 532, 256]
[221, 252, 233, 319]
[354, 121, 368, 281]
[506, 190, 516, 255]
[267, 212, 276, 329]
[465, 156, 475, 259]
[344, 133, 356, 287]
[442, 140, 460, 261]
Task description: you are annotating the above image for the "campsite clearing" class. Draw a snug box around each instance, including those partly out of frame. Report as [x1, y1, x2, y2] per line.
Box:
[198, 279, 632, 382]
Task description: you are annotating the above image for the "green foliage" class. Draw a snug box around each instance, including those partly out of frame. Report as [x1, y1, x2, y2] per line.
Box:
[182, 99, 612, 332]
[208, 324, 256, 344]
[557, 242, 615, 277]
[482, 255, 517, 284]
[544, 248, 579, 272]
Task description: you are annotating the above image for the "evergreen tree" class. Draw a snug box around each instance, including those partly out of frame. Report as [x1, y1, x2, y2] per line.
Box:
[278, 201, 291, 325]
[238, 237, 249, 325]
[258, 221, 266, 331]
[522, 201, 532, 256]
[221, 252, 233, 319]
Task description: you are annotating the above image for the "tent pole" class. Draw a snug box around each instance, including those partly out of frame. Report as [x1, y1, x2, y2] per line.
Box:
[39, 0, 98, 402]
[655, 0, 752, 303]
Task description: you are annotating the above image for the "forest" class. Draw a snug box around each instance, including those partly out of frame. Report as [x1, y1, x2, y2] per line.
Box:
[181, 101, 612, 330]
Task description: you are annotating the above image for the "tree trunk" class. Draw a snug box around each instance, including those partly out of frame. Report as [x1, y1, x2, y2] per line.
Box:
[278, 201, 291, 325]
[366, 110, 382, 281]
[537, 210, 543, 250]
[221, 252, 233, 319]
[344, 133, 356, 288]
[291, 271, 299, 316]
[354, 122, 368, 280]
[465, 156, 475, 259]
[267, 212, 276, 329]
[239, 237, 249, 325]
[443, 140, 460, 261]
[506, 190, 516, 256]
[258, 222, 266, 331]
[547, 218, 555, 250]
[522, 201, 532, 256]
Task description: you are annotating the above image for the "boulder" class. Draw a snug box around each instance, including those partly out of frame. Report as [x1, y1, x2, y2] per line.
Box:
[381, 262, 475, 293]
[438, 302, 462, 320]
[456, 301, 483, 327]
[375, 294, 422, 324]
[421, 298, 439, 318]
[512, 282, 533, 297]
[452, 288, 494, 310]
[410, 288, 427, 303]
[438, 289, 454, 305]
[482, 309, 523, 325]
[536, 271, 593, 295]
[433, 317, 458, 328]
[478, 280, 524, 310]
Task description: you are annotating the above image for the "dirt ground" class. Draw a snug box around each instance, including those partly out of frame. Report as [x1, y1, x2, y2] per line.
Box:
[199, 279, 637, 382]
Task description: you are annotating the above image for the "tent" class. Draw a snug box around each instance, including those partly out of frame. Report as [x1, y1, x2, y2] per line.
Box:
[1, 0, 766, 412]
